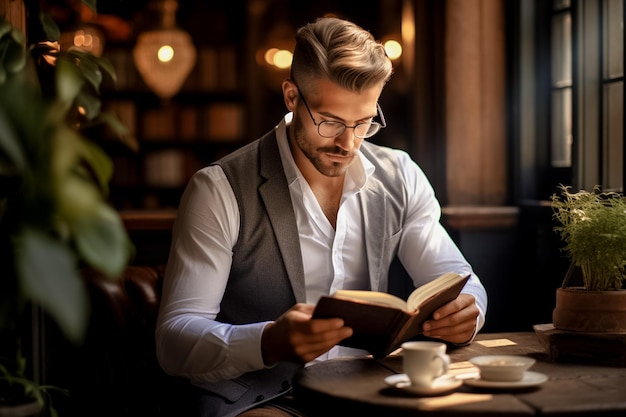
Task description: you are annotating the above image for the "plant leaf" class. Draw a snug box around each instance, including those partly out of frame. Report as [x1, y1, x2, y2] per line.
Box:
[4, 35, 26, 73]
[0, 18, 12, 37]
[96, 56, 116, 82]
[39, 12, 60, 41]
[81, 137, 114, 192]
[81, 0, 97, 13]
[94, 111, 139, 152]
[17, 227, 88, 344]
[55, 58, 84, 110]
[0, 105, 27, 172]
[72, 204, 133, 278]
[76, 90, 102, 120]
[65, 50, 102, 92]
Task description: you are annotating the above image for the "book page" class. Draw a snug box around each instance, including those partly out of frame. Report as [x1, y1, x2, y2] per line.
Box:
[331, 290, 408, 311]
[407, 272, 466, 310]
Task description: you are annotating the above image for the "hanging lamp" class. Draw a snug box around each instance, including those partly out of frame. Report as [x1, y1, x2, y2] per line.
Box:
[132, 0, 196, 100]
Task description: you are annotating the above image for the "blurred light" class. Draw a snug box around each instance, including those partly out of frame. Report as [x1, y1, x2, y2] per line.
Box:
[264, 48, 279, 65]
[259, 20, 294, 72]
[61, 25, 104, 56]
[384, 39, 403, 60]
[272, 50, 292, 69]
[157, 45, 175, 62]
[262, 47, 293, 69]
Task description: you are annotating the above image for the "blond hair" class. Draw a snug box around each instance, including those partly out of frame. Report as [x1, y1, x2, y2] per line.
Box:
[290, 17, 393, 93]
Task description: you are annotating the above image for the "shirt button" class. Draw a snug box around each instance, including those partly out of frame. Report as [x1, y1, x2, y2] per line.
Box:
[255, 395, 265, 403]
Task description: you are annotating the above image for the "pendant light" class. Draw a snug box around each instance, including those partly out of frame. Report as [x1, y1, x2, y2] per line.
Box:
[133, 0, 196, 100]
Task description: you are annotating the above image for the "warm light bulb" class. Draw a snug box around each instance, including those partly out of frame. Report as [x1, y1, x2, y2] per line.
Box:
[384, 40, 402, 60]
[264, 48, 279, 66]
[65, 26, 104, 56]
[272, 50, 292, 69]
[158, 45, 175, 62]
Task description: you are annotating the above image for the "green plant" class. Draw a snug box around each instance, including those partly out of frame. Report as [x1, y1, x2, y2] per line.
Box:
[0, 1, 133, 414]
[551, 184, 626, 291]
[0, 355, 67, 412]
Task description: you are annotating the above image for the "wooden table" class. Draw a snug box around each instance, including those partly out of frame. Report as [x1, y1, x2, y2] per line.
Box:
[292, 332, 626, 416]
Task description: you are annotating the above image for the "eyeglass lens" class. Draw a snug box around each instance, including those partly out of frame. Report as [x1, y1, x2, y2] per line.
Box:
[318, 121, 380, 139]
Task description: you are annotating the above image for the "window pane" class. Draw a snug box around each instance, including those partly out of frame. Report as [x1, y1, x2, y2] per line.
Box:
[604, 0, 624, 78]
[551, 88, 573, 167]
[552, 12, 572, 87]
[603, 81, 623, 191]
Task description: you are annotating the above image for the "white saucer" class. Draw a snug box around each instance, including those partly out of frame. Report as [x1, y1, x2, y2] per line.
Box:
[463, 371, 548, 389]
[384, 374, 463, 395]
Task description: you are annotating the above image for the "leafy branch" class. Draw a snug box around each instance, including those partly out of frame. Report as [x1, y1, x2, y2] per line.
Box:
[551, 185, 626, 291]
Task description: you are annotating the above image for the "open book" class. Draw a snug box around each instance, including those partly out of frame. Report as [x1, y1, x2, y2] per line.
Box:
[312, 272, 470, 358]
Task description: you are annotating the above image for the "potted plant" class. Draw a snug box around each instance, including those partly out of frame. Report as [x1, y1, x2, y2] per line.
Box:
[0, 1, 133, 415]
[549, 184, 626, 333]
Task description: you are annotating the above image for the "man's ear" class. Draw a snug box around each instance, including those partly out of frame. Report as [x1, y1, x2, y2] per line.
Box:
[282, 80, 298, 111]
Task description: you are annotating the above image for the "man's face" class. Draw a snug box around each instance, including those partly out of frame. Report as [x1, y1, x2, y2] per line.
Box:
[290, 78, 382, 178]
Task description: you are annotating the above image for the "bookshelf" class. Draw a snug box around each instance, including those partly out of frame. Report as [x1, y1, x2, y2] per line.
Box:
[100, 3, 249, 210]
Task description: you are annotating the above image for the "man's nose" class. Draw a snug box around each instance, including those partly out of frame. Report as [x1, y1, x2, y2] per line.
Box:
[334, 128, 358, 151]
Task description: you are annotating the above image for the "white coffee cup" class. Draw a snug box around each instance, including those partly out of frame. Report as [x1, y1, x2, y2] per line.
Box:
[401, 341, 451, 388]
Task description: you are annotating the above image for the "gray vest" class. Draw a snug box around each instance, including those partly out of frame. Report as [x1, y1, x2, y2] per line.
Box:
[198, 130, 410, 416]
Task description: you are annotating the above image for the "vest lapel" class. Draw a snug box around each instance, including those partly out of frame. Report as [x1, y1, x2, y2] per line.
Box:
[359, 178, 388, 292]
[258, 136, 307, 303]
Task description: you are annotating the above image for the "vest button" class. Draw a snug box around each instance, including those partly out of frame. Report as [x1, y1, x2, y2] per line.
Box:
[255, 395, 265, 403]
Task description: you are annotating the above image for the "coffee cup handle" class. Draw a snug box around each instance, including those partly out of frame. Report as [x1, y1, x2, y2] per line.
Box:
[433, 353, 451, 377]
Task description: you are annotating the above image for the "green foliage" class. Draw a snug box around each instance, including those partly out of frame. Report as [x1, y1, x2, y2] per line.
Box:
[0, 0, 134, 412]
[551, 184, 626, 291]
[1, 352, 68, 416]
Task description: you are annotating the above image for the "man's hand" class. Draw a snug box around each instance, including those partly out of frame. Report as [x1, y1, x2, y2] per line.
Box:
[422, 294, 479, 344]
[261, 303, 353, 365]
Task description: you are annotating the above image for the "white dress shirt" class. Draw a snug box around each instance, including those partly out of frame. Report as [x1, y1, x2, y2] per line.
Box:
[156, 113, 487, 385]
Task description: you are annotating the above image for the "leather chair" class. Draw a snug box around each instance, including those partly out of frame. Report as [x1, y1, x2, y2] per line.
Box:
[64, 265, 193, 417]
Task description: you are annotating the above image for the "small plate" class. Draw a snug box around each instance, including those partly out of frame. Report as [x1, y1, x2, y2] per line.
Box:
[384, 373, 463, 396]
[463, 371, 548, 389]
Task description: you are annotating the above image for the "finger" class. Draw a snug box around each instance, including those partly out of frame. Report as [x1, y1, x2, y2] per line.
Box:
[308, 317, 347, 333]
[423, 315, 477, 343]
[432, 294, 475, 320]
[288, 327, 353, 363]
[291, 303, 316, 315]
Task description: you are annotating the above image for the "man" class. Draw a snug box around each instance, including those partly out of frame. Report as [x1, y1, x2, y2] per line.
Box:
[156, 17, 487, 417]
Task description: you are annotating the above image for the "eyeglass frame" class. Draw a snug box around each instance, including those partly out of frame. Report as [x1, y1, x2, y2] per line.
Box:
[293, 83, 387, 139]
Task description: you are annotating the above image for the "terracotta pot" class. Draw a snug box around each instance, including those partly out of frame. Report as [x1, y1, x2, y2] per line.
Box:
[553, 287, 626, 332]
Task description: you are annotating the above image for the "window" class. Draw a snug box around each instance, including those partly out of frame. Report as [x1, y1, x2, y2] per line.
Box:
[602, 0, 623, 191]
[551, 1, 573, 169]
[570, 0, 624, 192]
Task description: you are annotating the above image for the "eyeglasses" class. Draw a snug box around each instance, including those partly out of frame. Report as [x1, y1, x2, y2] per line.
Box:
[295, 87, 386, 139]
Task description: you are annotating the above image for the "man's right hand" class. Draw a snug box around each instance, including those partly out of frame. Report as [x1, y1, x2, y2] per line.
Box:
[260, 303, 353, 365]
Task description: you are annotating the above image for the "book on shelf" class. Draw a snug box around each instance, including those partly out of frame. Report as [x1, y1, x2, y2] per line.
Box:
[312, 272, 470, 358]
[142, 107, 176, 141]
[143, 149, 185, 188]
[105, 100, 136, 138]
[197, 47, 219, 91]
[179, 106, 199, 141]
[205, 103, 245, 141]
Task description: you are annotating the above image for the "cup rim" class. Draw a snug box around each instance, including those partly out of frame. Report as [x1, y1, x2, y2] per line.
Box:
[401, 341, 446, 350]
[469, 354, 535, 369]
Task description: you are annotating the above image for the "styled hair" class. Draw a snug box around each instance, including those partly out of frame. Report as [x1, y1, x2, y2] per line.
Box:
[290, 17, 393, 93]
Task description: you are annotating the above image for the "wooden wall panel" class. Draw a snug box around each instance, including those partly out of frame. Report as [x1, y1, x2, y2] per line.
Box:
[0, 0, 25, 34]
[445, 0, 506, 205]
